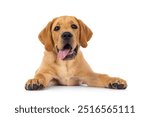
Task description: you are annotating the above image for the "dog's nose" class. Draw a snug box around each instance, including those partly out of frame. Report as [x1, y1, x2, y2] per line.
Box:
[61, 32, 73, 40]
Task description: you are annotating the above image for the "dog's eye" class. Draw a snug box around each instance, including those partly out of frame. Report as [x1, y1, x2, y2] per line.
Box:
[71, 24, 78, 29]
[54, 26, 60, 31]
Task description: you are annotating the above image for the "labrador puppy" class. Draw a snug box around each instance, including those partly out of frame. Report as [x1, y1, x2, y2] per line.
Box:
[25, 16, 127, 90]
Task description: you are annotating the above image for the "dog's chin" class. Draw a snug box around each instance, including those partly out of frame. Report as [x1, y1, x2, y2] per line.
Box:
[57, 44, 78, 60]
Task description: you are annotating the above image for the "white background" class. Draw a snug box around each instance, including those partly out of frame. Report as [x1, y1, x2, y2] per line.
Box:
[0, 0, 150, 117]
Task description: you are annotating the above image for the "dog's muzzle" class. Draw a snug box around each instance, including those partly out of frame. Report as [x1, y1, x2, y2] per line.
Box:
[57, 44, 78, 60]
[61, 32, 73, 41]
[56, 32, 78, 60]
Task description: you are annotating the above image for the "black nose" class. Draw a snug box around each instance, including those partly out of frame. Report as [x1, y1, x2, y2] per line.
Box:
[61, 32, 73, 40]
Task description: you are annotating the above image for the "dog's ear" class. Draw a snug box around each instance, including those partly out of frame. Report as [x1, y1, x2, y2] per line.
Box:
[38, 20, 54, 51]
[77, 19, 93, 48]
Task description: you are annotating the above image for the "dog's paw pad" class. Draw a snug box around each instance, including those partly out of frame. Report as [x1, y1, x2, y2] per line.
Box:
[108, 78, 127, 89]
[25, 83, 44, 90]
[25, 79, 44, 90]
[109, 83, 126, 89]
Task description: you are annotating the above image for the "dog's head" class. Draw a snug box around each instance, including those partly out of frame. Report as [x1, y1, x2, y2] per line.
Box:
[38, 16, 93, 60]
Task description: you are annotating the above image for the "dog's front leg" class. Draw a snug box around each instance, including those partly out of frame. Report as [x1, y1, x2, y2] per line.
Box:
[79, 73, 127, 89]
[25, 73, 57, 90]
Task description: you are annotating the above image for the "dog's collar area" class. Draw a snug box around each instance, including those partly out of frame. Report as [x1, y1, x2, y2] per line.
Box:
[57, 44, 78, 60]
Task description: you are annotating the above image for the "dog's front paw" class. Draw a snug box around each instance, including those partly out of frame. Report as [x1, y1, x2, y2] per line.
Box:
[25, 79, 44, 90]
[108, 78, 127, 89]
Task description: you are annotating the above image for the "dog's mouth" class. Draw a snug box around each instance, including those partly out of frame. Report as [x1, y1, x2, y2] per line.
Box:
[57, 44, 78, 60]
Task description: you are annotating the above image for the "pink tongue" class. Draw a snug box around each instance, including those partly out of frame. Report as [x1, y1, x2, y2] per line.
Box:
[57, 49, 70, 60]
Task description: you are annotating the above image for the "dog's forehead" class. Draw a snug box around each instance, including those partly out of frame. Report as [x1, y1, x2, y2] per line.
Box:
[53, 16, 78, 26]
